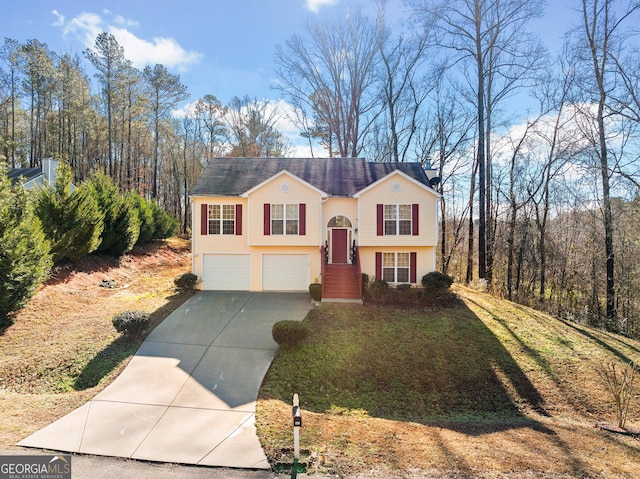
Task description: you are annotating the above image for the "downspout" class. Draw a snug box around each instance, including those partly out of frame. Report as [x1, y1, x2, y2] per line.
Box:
[434, 196, 440, 272]
[320, 197, 330, 289]
[190, 196, 195, 275]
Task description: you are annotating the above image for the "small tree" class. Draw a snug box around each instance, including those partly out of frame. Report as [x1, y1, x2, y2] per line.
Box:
[35, 162, 104, 263]
[596, 361, 638, 430]
[130, 192, 155, 244]
[0, 169, 52, 322]
[150, 200, 178, 240]
[90, 172, 140, 256]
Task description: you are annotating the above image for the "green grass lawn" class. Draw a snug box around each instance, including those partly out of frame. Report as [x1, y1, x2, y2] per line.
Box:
[257, 287, 640, 477]
[261, 301, 543, 422]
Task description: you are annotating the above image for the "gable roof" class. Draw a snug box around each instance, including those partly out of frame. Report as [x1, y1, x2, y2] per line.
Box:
[7, 167, 43, 185]
[241, 169, 328, 197]
[190, 157, 435, 197]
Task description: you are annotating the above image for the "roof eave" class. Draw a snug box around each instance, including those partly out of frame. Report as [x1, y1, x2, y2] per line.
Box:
[353, 169, 442, 198]
[240, 169, 328, 198]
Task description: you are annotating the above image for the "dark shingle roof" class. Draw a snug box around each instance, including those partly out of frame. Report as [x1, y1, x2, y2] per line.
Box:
[190, 158, 433, 197]
[7, 167, 42, 184]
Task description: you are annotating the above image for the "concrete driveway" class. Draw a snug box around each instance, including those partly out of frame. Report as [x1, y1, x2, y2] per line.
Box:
[17, 292, 312, 470]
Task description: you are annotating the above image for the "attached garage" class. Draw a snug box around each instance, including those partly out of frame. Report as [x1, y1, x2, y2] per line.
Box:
[262, 254, 310, 291]
[202, 254, 250, 290]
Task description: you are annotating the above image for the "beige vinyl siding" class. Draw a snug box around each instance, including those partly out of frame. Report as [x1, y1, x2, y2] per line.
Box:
[359, 246, 435, 284]
[357, 174, 438, 247]
[321, 197, 358, 242]
[192, 196, 249, 281]
[247, 176, 322, 247]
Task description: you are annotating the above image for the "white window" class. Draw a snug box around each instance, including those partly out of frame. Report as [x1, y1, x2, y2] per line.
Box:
[271, 204, 299, 235]
[208, 204, 235, 235]
[384, 204, 412, 236]
[383, 252, 410, 283]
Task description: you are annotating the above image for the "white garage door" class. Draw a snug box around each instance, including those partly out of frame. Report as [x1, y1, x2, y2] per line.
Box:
[202, 254, 250, 290]
[262, 254, 310, 291]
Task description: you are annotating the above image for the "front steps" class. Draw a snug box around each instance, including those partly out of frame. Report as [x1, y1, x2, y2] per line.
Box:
[322, 263, 362, 302]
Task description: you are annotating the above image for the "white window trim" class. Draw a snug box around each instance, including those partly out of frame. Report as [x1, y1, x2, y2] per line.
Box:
[271, 203, 299, 235]
[208, 204, 235, 235]
[384, 204, 413, 236]
[382, 252, 411, 283]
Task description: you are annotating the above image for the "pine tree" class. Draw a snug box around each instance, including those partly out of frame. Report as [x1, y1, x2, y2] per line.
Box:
[90, 172, 139, 256]
[129, 191, 155, 244]
[35, 162, 104, 263]
[0, 168, 52, 323]
[150, 200, 178, 239]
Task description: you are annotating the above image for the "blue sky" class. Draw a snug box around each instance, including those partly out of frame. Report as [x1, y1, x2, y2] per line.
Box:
[3, 1, 577, 102]
[3, 0, 389, 104]
[3, 0, 577, 154]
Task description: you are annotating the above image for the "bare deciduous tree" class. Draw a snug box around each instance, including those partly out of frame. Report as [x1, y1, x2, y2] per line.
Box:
[274, 10, 381, 157]
[224, 96, 290, 158]
[142, 63, 188, 198]
[570, 0, 640, 329]
[409, 0, 546, 284]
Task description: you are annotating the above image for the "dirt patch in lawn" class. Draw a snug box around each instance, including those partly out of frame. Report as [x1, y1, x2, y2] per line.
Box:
[0, 238, 193, 447]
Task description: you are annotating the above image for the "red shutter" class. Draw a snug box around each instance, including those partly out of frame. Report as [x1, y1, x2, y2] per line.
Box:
[410, 252, 417, 283]
[375, 252, 382, 280]
[299, 203, 306, 235]
[263, 203, 271, 235]
[412, 204, 419, 235]
[235, 204, 242, 235]
[201, 204, 208, 235]
[376, 204, 383, 236]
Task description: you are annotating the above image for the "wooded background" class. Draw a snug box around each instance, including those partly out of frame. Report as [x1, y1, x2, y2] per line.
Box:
[2, 0, 639, 337]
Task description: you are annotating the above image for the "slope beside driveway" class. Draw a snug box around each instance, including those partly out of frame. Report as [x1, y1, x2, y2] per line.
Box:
[18, 292, 312, 469]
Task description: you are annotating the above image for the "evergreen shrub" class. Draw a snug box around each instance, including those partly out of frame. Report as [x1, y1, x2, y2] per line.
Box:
[112, 310, 150, 337]
[174, 272, 197, 289]
[272, 320, 309, 348]
[421, 271, 454, 290]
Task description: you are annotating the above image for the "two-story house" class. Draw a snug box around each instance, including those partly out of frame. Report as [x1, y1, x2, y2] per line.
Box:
[190, 157, 440, 301]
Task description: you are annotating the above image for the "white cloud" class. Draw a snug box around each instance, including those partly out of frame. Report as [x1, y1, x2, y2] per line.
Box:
[306, 0, 338, 13]
[109, 27, 203, 69]
[114, 15, 139, 28]
[56, 10, 202, 70]
[62, 12, 103, 47]
[51, 9, 65, 27]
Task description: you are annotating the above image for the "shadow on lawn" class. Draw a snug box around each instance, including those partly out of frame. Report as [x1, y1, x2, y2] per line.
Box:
[73, 290, 194, 390]
[266, 300, 552, 436]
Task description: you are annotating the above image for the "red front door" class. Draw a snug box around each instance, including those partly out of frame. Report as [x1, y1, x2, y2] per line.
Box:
[331, 229, 348, 263]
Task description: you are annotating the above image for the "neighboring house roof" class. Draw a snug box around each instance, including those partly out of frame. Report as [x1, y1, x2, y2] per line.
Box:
[191, 157, 436, 197]
[7, 167, 43, 185]
[6, 159, 74, 191]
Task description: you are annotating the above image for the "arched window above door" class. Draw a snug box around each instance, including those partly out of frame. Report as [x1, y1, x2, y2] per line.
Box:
[328, 215, 352, 228]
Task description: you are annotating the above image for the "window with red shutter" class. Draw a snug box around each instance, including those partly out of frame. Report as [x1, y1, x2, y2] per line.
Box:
[299, 204, 306, 235]
[235, 204, 242, 235]
[264, 204, 270, 235]
[201, 204, 208, 235]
